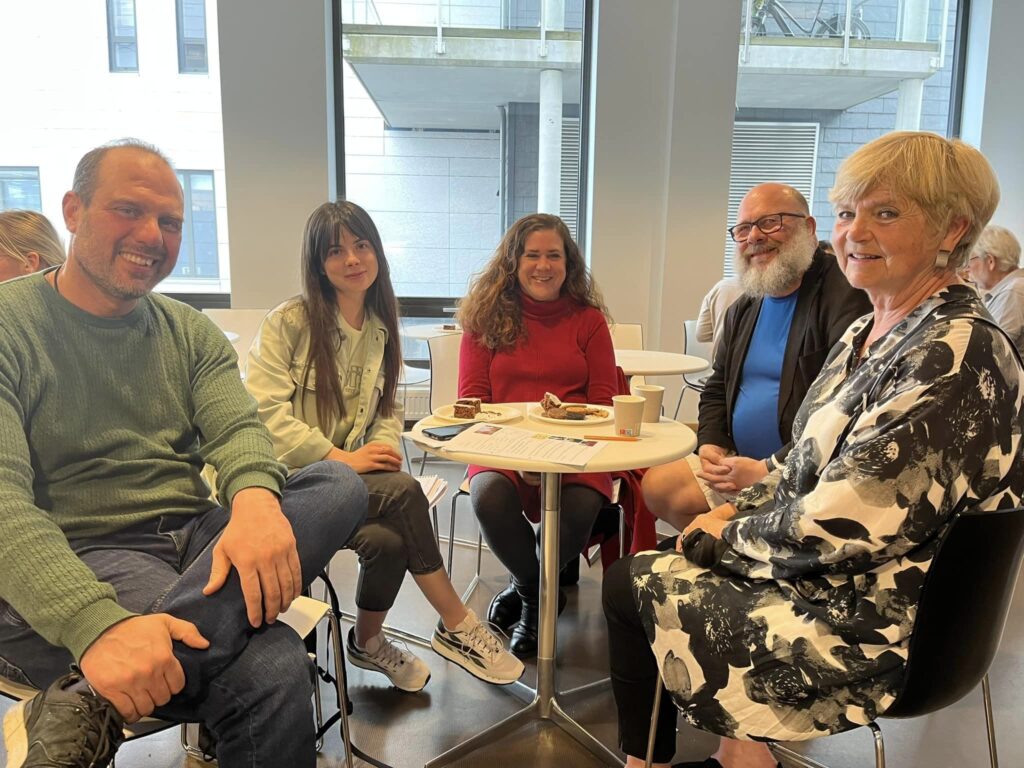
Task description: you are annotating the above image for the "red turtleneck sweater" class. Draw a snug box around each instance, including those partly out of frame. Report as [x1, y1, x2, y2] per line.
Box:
[459, 294, 616, 508]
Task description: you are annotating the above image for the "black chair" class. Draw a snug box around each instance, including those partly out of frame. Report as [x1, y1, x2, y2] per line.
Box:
[645, 506, 1024, 768]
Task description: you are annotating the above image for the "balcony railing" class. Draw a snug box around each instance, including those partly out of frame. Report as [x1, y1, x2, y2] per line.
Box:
[342, 0, 584, 34]
[740, 0, 951, 66]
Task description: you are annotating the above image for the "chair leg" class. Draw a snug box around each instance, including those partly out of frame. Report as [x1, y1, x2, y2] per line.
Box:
[448, 493, 459, 576]
[868, 721, 885, 768]
[432, 504, 440, 551]
[644, 677, 663, 768]
[982, 673, 1000, 768]
[327, 608, 355, 768]
[618, 506, 626, 559]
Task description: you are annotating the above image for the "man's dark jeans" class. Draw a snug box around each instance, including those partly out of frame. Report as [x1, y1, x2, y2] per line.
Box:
[0, 461, 367, 768]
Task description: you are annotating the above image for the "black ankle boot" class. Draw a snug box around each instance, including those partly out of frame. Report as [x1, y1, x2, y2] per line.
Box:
[559, 556, 581, 587]
[509, 584, 568, 658]
[487, 581, 522, 632]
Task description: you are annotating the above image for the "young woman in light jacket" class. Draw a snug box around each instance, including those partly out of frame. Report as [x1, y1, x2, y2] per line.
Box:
[245, 201, 522, 690]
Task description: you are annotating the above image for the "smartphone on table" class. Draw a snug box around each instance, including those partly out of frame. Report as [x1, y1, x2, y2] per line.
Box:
[421, 423, 476, 441]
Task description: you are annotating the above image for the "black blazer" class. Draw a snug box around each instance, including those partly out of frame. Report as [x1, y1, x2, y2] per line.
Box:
[697, 249, 871, 462]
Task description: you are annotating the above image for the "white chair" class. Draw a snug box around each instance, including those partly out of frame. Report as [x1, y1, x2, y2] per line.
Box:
[609, 322, 646, 389]
[1, 595, 356, 768]
[675, 319, 713, 419]
[417, 332, 463, 475]
[202, 308, 271, 372]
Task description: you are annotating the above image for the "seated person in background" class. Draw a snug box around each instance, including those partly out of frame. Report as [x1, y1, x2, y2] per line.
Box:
[0, 139, 367, 768]
[0, 209, 66, 283]
[458, 213, 617, 658]
[695, 274, 743, 360]
[643, 183, 870, 533]
[245, 200, 522, 689]
[604, 131, 1024, 768]
[964, 224, 1024, 355]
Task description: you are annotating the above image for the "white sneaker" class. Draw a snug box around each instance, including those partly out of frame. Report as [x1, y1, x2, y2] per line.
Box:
[430, 609, 525, 685]
[346, 628, 431, 692]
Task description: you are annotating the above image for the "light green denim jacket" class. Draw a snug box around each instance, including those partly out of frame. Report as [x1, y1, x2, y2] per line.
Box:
[244, 299, 403, 470]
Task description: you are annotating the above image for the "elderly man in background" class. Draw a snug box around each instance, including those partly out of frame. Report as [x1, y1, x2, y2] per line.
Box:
[965, 224, 1024, 355]
[0, 139, 367, 768]
[643, 183, 870, 533]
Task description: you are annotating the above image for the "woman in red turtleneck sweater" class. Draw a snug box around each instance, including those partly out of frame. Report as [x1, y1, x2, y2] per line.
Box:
[457, 213, 616, 658]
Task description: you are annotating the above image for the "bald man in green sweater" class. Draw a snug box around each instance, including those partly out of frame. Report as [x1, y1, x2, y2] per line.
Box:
[0, 140, 367, 768]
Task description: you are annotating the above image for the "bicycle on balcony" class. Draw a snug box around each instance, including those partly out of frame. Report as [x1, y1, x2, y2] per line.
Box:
[749, 0, 871, 40]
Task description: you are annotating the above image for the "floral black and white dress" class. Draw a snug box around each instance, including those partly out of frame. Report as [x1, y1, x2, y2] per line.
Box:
[631, 285, 1024, 741]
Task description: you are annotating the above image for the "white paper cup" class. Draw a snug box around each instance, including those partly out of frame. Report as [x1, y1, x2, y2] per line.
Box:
[612, 395, 645, 437]
[634, 384, 665, 423]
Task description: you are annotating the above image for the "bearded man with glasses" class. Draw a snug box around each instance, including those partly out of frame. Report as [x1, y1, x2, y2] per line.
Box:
[643, 183, 870, 533]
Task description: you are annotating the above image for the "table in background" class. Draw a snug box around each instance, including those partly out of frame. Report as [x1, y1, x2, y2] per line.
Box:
[613, 349, 707, 377]
[410, 404, 696, 767]
[400, 324, 462, 342]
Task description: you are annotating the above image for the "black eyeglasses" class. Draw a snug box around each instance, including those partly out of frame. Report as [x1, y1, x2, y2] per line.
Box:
[728, 212, 806, 242]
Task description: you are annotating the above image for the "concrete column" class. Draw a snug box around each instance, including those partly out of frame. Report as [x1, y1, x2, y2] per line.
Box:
[537, 68, 563, 214]
[895, 79, 924, 130]
[894, 0, 928, 131]
[900, 0, 929, 41]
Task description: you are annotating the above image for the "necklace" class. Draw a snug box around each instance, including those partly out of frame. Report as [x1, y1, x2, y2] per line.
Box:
[53, 265, 63, 296]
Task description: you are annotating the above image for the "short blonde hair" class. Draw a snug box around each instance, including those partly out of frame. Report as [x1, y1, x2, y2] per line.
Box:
[830, 131, 1000, 269]
[0, 210, 66, 270]
[972, 225, 1021, 273]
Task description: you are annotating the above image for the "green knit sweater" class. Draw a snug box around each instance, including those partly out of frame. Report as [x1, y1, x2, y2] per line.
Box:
[0, 272, 287, 660]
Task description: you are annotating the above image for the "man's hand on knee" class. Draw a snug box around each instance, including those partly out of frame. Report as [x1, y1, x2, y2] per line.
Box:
[80, 614, 209, 722]
[203, 487, 302, 628]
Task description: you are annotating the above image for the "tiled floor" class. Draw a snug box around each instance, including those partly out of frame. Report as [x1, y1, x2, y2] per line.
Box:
[3, 453, 1023, 767]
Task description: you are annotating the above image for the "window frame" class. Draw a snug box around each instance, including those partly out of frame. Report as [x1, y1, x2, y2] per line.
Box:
[0, 166, 43, 211]
[176, 0, 209, 74]
[106, 0, 139, 74]
[174, 169, 220, 280]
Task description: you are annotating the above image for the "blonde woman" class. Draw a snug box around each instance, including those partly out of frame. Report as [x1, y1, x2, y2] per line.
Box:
[0, 210, 65, 283]
[605, 132, 1024, 767]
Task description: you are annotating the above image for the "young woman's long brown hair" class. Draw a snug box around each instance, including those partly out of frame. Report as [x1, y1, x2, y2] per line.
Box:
[299, 201, 402, 429]
[458, 213, 609, 350]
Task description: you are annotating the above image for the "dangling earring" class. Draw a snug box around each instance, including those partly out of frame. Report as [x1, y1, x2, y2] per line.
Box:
[935, 250, 951, 269]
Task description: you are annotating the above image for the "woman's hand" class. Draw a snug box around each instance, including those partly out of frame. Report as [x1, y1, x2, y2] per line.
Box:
[676, 503, 737, 548]
[518, 471, 541, 487]
[696, 456, 768, 495]
[325, 443, 402, 473]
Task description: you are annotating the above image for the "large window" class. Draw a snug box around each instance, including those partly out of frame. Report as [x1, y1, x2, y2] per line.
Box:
[173, 171, 219, 279]
[339, 0, 590, 358]
[0, 168, 42, 212]
[176, 0, 209, 74]
[726, 0, 965, 271]
[106, 0, 138, 73]
[2, 2, 229, 295]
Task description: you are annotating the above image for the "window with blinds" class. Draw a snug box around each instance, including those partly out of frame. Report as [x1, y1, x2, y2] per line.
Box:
[560, 117, 581, 241]
[723, 122, 819, 276]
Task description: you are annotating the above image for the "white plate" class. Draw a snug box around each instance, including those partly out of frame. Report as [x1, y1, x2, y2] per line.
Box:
[527, 403, 613, 426]
[432, 403, 521, 424]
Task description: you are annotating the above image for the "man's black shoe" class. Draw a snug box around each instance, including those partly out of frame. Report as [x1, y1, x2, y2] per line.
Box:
[3, 670, 124, 768]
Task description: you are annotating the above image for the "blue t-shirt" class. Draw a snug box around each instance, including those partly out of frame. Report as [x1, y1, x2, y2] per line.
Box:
[731, 292, 799, 459]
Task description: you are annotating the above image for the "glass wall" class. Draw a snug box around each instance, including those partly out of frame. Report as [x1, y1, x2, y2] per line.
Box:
[340, 0, 588, 305]
[723, 0, 961, 272]
[0, 1, 229, 294]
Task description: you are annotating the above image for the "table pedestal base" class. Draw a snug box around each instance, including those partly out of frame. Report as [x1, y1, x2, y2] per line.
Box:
[424, 473, 623, 768]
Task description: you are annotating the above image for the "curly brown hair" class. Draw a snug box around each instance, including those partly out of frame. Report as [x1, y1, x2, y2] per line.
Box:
[458, 214, 610, 350]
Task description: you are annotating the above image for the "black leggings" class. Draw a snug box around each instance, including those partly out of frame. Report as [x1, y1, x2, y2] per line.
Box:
[603, 555, 679, 762]
[470, 471, 603, 587]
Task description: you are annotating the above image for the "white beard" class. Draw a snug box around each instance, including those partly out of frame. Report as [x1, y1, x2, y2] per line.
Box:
[736, 228, 816, 297]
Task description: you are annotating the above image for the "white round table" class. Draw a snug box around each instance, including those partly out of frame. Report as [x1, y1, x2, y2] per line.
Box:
[614, 349, 708, 376]
[400, 323, 462, 341]
[223, 330, 240, 343]
[410, 404, 695, 767]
